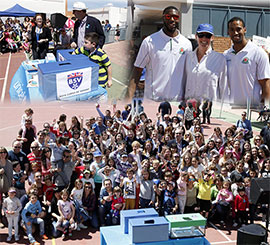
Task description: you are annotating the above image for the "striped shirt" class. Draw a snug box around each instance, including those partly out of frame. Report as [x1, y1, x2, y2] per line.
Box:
[27, 152, 42, 171]
[74, 47, 111, 87]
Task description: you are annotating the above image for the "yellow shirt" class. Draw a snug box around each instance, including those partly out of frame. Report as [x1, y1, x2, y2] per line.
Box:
[197, 178, 213, 200]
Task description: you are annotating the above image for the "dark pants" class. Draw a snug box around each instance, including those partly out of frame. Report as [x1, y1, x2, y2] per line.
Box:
[32, 48, 47, 60]
[216, 202, 230, 222]
[139, 197, 153, 209]
[98, 205, 112, 226]
[184, 204, 196, 214]
[202, 101, 212, 124]
[236, 210, 248, 225]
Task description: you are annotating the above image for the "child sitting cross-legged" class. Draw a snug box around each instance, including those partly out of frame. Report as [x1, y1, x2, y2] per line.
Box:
[56, 189, 76, 239]
[21, 193, 48, 245]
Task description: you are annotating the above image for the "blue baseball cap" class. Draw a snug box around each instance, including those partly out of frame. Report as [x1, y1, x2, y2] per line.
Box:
[93, 151, 102, 157]
[196, 23, 214, 35]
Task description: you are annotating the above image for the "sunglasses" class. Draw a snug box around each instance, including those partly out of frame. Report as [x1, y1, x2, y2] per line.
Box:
[31, 146, 38, 149]
[197, 33, 212, 39]
[163, 14, 180, 20]
[189, 178, 195, 181]
[85, 186, 92, 189]
[0, 152, 6, 154]
[14, 146, 21, 149]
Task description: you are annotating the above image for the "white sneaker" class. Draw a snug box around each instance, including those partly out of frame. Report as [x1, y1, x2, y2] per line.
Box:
[15, 235, 20, 241]
[77, 225, 81, 231]
[7, 236, 12, 242]
[79, 223, 88, 229]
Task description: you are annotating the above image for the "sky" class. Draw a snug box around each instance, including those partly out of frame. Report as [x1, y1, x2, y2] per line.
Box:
[68, 0, 128, 10]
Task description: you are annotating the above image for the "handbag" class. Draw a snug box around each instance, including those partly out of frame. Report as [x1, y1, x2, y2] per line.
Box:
[218, 200, 230, 207]
[0, 173, 9, 193]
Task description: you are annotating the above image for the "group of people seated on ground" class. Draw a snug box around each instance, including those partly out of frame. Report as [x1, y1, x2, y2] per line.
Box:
[0, 102, 270, 244]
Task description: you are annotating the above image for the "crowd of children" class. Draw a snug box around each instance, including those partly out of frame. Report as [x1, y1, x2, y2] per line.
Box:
[0, 102, 269, 243]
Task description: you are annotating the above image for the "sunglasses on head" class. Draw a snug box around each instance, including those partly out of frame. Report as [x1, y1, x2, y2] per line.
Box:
[197, 33, 212, 39]
[163, 14, 179, 20]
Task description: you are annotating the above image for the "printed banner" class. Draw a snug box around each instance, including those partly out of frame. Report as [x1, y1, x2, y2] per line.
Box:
[56, 67, 92, 99]
[252, 35, 270, 53]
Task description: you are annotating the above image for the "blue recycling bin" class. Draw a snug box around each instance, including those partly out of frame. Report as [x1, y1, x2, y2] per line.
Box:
[120, 208, 159, 234]
[128, 217, 169, 243]
[38, 59, 99, 101]
[56, 49, 89, 61]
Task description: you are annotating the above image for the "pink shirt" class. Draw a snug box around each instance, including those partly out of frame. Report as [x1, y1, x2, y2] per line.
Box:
[177, 178, 187, 196]
[216, 188, 233, 202]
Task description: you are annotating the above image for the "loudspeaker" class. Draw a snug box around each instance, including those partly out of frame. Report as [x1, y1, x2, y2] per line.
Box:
[237, 224, 266, 245]
[250, 178, 270, 204]
[50, 13, 68, 29]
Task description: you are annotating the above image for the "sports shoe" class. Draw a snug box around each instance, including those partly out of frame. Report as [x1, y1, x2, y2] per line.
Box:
[42, 234, 48, 240]
[79, 223, 88, 229]
[233, 222, 238, 228]
[7, 236, 12, 242]
[15, 235, 20, 241]
[77, 225, 81, 231]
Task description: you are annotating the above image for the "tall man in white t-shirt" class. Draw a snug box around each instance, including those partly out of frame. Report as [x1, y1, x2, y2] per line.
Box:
[128, 6, 192, 101]
[224, 17, 270, 106]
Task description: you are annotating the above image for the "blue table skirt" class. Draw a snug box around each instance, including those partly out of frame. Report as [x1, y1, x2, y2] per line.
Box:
[100, 225, 210, 245]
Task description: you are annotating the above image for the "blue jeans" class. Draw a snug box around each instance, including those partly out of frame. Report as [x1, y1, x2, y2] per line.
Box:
[98, 205, 112, 226]
[25, 218, 44, 243]
[52, 221, 61, 238]
[90, 212, 99, 229]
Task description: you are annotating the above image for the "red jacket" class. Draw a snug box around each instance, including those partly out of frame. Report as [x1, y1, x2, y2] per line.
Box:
[234, 194, 249, 211]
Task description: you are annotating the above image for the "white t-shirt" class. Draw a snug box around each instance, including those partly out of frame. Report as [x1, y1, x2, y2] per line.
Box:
[123, 177, 136, 199]
[57, 200, 73, 219]
[134, 29, 192, 101]
[188, 164, 205, 180]
[184, 47, 227, 101]
[71, 188, 83, 205]
[224, 41, 270, 105]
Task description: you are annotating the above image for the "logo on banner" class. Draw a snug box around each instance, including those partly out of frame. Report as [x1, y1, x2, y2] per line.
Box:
[67, 72, 83, 90]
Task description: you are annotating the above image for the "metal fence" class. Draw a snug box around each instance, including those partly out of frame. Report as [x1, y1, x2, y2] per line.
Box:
[104, 27, 127, 44]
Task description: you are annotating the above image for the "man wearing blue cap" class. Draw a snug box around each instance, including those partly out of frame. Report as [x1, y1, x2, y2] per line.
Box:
[183, 23, 227, 124]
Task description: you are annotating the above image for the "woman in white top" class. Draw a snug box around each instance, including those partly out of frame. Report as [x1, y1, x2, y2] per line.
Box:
[184, 23, 227, 112]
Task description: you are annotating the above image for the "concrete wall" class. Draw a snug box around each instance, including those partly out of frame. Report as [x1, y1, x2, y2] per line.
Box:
[88, 7, 127, 28]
